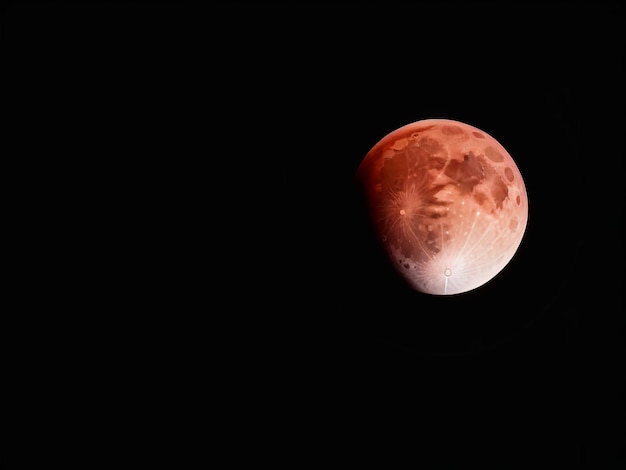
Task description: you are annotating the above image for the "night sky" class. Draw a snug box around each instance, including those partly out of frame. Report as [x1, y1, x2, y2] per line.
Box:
[4, 2, 624, 468]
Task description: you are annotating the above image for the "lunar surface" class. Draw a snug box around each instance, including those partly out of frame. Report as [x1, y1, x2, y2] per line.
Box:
[355, 119, 528, 295]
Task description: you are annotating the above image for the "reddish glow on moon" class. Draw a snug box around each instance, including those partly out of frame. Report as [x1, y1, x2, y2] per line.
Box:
[356, 119, 528, 295]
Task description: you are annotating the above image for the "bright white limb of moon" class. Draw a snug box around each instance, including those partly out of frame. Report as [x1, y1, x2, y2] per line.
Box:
[414, 209, 515, 294]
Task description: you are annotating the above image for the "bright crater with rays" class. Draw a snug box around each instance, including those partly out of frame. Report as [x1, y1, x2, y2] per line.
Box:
[356, 119, 528, 295]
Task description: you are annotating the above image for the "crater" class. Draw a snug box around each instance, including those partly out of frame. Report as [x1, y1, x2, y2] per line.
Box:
[472, 131, 485, 139]
[441, 125, 464, 135]
[485, 146, 504, 163]
[504, 167, 515, 182]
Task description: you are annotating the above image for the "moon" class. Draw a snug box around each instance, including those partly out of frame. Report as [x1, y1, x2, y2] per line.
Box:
[355, 119, 528, 295]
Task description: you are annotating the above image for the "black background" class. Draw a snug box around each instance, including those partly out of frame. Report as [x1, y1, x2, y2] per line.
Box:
[4, 1, 624, 468]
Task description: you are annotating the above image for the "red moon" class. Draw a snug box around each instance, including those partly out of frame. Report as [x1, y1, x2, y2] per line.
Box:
[356, 119, 528, 295]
